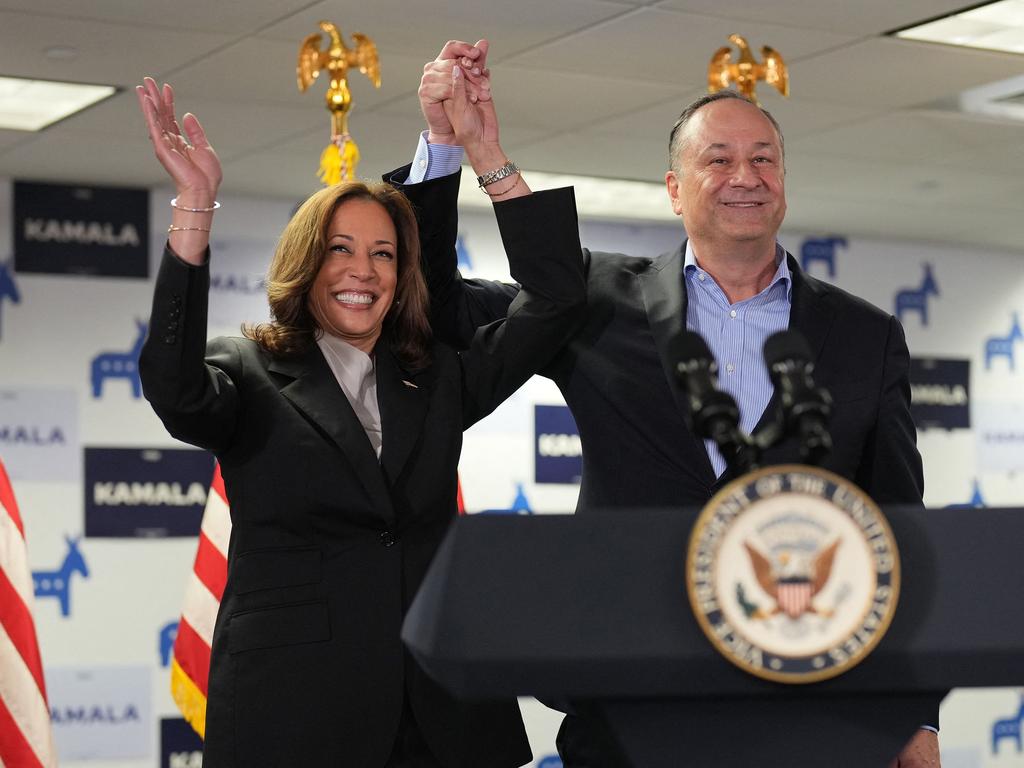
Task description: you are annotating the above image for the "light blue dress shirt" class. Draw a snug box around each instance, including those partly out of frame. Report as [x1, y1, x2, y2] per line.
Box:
[684, 241, 791, 477]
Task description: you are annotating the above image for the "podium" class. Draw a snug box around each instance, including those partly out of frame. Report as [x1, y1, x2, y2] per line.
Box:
[402, 506, 1024, 767]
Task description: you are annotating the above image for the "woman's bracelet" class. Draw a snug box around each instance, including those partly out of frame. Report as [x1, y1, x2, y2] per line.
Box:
[482, 173, 524, 198]
[170, 197, 221, 212]
[167, 225, 211, 233]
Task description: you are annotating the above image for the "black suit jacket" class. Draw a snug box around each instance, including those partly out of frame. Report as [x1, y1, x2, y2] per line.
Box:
[139, 176, 585, 768]
[391, 171, 924, 512]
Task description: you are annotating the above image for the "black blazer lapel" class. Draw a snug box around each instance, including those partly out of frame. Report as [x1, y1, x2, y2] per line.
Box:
[375, 345, 429, 486]
[750, 253, 836, 436]
[269, 346, 394, 520]
[639, 243, 716, 484]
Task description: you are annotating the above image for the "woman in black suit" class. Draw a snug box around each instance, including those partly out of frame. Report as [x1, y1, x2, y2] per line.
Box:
[135, 64, 583, 768]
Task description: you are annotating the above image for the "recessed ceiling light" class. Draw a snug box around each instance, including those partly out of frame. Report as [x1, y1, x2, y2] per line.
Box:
[958, 72, 1024, 120]
[0, 75, 116, 131]
[43, 46, 79, 61]
[894, 1, 1024, 55]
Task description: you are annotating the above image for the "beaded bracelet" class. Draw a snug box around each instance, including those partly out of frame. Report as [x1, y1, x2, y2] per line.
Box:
[170, 197, 221, 212]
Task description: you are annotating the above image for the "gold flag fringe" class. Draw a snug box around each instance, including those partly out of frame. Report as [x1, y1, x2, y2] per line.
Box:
[318, 133, 361, 185]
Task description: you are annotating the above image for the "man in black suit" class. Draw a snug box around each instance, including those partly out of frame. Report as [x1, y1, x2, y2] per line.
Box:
[392, 41, 940, 768]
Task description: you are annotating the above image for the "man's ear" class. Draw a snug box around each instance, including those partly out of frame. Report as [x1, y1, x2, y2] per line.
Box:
[665, 170, 684, 217]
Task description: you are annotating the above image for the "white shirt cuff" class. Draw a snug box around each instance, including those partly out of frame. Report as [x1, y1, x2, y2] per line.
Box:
[406, 131, 464, 184]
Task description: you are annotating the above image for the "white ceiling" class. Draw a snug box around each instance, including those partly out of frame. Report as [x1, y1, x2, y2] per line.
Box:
[1, 0, 1023, 253]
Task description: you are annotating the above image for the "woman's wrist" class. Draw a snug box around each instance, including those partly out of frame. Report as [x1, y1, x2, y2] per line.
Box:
[167, 189, 217, 265]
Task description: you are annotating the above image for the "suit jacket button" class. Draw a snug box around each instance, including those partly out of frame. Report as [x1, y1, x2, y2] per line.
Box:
[380, 530, 397, 547]
[164, 335, 176, 344]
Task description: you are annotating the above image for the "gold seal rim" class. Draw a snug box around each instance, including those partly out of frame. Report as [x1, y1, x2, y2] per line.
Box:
[685, 464, 902, 684]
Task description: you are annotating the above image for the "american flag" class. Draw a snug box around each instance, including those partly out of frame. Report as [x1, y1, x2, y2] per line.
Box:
[777, 580, 813, 619]
[0, 457, 56, 767]
[171, 464, 467, 738]
[170, 463, 229, 739]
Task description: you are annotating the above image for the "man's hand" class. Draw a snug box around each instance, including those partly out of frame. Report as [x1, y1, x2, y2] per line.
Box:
[419, 39, 491, 145]
[443, 62, 499, 155]
[888, 728, 940, 768]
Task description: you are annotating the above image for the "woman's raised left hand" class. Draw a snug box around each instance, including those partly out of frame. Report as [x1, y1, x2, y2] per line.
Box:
[136, 77, 222, 208]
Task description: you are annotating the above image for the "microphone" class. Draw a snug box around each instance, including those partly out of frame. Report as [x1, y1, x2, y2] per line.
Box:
[670, 331, 749, 472]
[763, 330, 833, 465]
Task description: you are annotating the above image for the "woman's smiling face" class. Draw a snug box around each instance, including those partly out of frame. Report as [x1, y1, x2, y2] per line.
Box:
[307, 197, 398, 354]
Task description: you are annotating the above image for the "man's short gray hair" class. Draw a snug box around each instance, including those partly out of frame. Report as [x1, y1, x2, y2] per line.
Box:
[668, 91, 785, 173]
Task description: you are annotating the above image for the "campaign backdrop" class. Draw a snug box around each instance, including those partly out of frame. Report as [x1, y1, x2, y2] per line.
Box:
[2, 171, 1024, 767]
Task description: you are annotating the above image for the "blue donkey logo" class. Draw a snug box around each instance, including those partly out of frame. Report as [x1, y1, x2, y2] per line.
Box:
[992, 694, 1024, 755]
[159, 620, 179, 667]
[32, 535, 89, 618]
[945, 479, 985, 510]
[456, 233, 473, 272]
[985, 313, 1024, 372]
[479, 483, 533, 515]
[894, 264, 939, 326]
[0, 260, 21, 341]
[90, 319, 147, 398]
[799, 237, 846, 278]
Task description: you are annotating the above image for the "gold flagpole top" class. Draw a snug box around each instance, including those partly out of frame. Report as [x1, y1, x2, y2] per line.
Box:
[707, 34, 789, 105]
[297, 20, 382, 184]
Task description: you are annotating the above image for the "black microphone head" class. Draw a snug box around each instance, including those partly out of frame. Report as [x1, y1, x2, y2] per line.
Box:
[763, 329, 812, 368]
[670, 330, 714, 370]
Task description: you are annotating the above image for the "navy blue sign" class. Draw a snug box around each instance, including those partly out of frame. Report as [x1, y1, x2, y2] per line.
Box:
[535, 405, 582, 484]
[85, 447, 214, 538]
[160, 717, 203, 768]
[909, 358, 969, 430]
[14, 181, 149, 277]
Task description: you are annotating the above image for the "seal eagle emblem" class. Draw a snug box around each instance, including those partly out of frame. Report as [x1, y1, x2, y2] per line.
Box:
[686, 465, 900, 683]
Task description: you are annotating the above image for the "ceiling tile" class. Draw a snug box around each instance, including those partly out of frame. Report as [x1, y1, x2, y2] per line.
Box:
[257, 0, 639, 59]
[0, 0, 318, 33]
[503, 7, 857, 86]
[790, 37, 1024, 109]
[0, 10, 232, 85]
[654, 0, 971, 37]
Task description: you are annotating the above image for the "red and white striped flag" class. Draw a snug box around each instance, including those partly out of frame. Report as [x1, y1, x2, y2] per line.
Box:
[0, 458, 56, 767]
[170, 463, 229, 739]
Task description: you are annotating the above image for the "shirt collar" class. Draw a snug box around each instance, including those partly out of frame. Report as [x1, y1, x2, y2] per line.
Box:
[684, 240, 792, 302]
[317, 332, 375, 382]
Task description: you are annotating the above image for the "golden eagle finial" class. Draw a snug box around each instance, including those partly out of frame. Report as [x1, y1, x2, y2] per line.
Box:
[297, 21, 381, 184]
[707, 34, 789, 105]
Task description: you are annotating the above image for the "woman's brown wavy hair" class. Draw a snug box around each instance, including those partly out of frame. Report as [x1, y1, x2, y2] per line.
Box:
[243, 181, 431, 369]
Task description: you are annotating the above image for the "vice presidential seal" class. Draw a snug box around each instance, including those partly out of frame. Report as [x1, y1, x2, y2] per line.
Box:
[686, 465, 900, 683]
